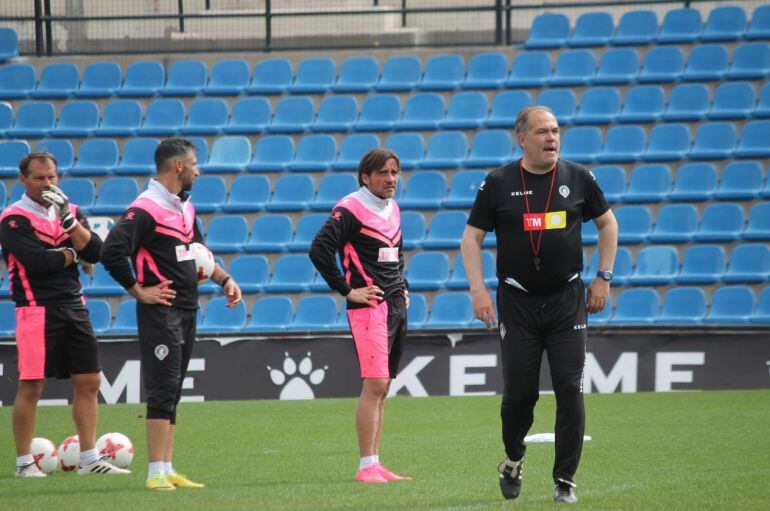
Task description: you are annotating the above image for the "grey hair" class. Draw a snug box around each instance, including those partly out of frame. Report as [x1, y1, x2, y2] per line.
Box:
[513, 106, 555, 137]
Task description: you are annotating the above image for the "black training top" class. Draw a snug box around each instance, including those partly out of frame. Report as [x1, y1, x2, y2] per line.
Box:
[467, 158, 609, 296]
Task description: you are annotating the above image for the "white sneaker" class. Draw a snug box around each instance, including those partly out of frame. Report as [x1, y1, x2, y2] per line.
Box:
[77, 456, 131, 475]
[15, 462, 46, 478]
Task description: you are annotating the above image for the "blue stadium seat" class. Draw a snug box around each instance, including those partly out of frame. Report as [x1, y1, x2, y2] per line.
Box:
[591, 165, 626, 202]
[0, 140, 29, 177]
[485, 90, 532, 128]
[747, 5, 770, 40]
[74, 61, 121, 98]
[750, 287, 770, 324]
[726, 43, 770, 80]
[683, 44, 729, 81]
[505, 51, 552, 88]
[466, 130, 511, 168]
[203, 59, 249, 96]
[560, 126, 602, 163]
[0, 101, 11, 135]
[333, 56, 379, 92]
[199, 136, 250, 174]
[35, 139, 74, 174]
[669, 163, 717, 201]
[425, 292, 474, 328]
[85, 264, 127, 296]
[312, 95, 358, 133]
[0, 301, 16, 336]
[244, 296, 294, 332]
[582, 220, 598, 245]
[179, 98, 228, 135]
[8, 102, 55, 138]
[583, 246, 632, 286]
[198, 297, 247, 333]
[137, 99, 184, 136]
[246, 58, 293, 94]
[264, 254, 315, 293]
[289, 57, 335, 94]
[268, 96, 315, 134]
[407, 293, 428, 328]
[30, 62, 79, 99]
[444, 170, 487, 209]
[615, 205, 653, 244]
[115, 137, 159, 176]
[0, 28, 19, 62]
[86, 300, 111, 334]
[205, 215, 248, 254]
[612, 10, 658, 46]
[657, 8, 702, 43]
[525, 13, 569, 49]
[569, 12, 613, 47]
[90, 177, 138, 215]
[58, 178, 95, 211]
[385, 132, 424, 170]
[463, 52, 508, 89]
[93, 100, 142, 137]
[49, 101, 98, 138]
[291, 296, 338, 331]
[355, 94, 401, 132]
[735, 120, 770, 158]
[690, 122, 736, 160]
[221, 174, 270, 213]
[0, 63, 35, 99]
[608, 288, 659, 324]
[676, 245, 725, 284]
[244, 214, 293, 253]
[649, 204, 697, 243]
[333, 133, 379, 171]
[702, 6, 747, 41]
[312, 173, 358, 211]
[108, 299, 137, 335]
[401, 211, 426, 250]
[159, 59, 207, 96]
[288, 134, 337, 172]
[116, 60, 164, 97]
[223, 97, 271, 135]
[441, 91, 488, 129]
[9, 182, 24, 203]
[420, 132, 468, 169]
[446, 251, 496, 290]
[744, 203, 770, 240]
[289, 213, 327, 252]
[246, 135, 294, 172]
[535, 88, 576, 125]
[715, 161, 764, 200]
[396, 93, 445, 131]
[593, 49, 639, 85]
[549, 50, 596, 86]
[638, 46, 685, 83]
[71, 139, 119, 176]
[188, 136, 208, 167]
[418, 54, 464, 91]
[598, 125, 646, 163]
[657, 287, 707, 324]
[708, 82, 756, 120]
[229, 255, 270, 294]
[663, 84, 710, 121]
[617, 86, 663, 124]
[266, 174, 314, 212]
[376, 55, 422, 91]
[399, 171, 447, 209]
[642, 124, 691, 162]
[407, 252, 450, 291]
[190, 175, 226, 213]
[422, 210, 468, 249]
[704, 286, 755, 324]
[574, 87, 621, 124]
[724, 244, 770, 283]
[695, 203, 744, 242]
[628, 246, 679, 286]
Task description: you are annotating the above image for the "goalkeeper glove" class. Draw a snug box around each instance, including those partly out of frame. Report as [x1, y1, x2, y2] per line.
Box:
[41, 184, 78, 232]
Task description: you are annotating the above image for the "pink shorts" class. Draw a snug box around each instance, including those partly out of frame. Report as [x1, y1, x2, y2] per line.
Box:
[347, 293, 407, 379]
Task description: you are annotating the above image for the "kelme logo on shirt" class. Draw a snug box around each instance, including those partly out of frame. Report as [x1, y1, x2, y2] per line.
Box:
[523, 211, 567, 231]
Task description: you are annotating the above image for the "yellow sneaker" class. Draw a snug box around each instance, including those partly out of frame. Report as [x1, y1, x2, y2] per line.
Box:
[167, 472, 205, 489]
[146, 471, 176, 491]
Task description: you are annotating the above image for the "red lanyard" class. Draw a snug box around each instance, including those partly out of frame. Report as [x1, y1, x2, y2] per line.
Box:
[519, 160, 557, 260]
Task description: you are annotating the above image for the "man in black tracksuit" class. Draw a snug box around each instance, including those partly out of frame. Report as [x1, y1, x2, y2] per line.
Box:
[461, 107, 618, 503]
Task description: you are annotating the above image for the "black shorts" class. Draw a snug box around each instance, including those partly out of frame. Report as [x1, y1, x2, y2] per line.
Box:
[15, 305, 100, 380]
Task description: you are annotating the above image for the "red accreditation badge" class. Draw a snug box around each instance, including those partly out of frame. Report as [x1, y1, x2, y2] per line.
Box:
[523, 213, 546, 231]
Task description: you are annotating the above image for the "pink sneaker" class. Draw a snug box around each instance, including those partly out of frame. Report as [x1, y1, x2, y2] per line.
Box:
[356, 464, 388, 483]
[375, 463, 412, 481]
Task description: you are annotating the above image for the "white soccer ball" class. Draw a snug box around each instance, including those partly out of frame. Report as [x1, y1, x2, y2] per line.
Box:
[96, 432, 134, 469]
[58, 434, 80, 471]
[190, 242, 215, 283]
[31, 437, 59, 474]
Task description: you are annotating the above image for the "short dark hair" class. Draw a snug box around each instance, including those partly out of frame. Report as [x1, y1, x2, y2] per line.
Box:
[154, 137, 197, 173]
[19, 151, 58, 177]
[357, 148, 400, 187]
[513, 106, 555, 137]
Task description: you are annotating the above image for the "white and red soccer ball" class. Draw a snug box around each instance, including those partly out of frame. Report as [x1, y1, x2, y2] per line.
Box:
[190, 242, 215, 283]
[58, 434, 80, 471]
[96, 432, 134, 469]
[31, 437, 59, 474]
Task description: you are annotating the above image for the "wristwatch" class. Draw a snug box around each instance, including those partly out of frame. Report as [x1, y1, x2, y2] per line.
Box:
[596, 270, 613, 282]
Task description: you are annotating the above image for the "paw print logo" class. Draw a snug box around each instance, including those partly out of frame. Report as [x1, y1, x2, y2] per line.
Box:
[268, 352, 328, 400]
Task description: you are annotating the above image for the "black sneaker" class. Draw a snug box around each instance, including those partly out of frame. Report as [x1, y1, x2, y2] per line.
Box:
[497, 458, 523, 500]
[554, 480, 578, 503]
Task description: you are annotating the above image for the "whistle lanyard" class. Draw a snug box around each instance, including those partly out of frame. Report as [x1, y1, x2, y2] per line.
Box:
[519, 161, 557, 270]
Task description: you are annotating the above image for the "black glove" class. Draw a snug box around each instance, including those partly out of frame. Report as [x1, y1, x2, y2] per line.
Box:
[41, 185, 78, 232]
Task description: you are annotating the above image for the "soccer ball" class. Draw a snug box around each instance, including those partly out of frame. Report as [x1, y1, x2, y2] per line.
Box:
[190, 242, 215, 283]
[59, 435, 80, 471]
[31, 437, 59, 474]
[96, 432, 134, 469]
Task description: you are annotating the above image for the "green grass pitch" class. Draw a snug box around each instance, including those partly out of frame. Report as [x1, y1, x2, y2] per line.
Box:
[0, 390, 767, 510]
